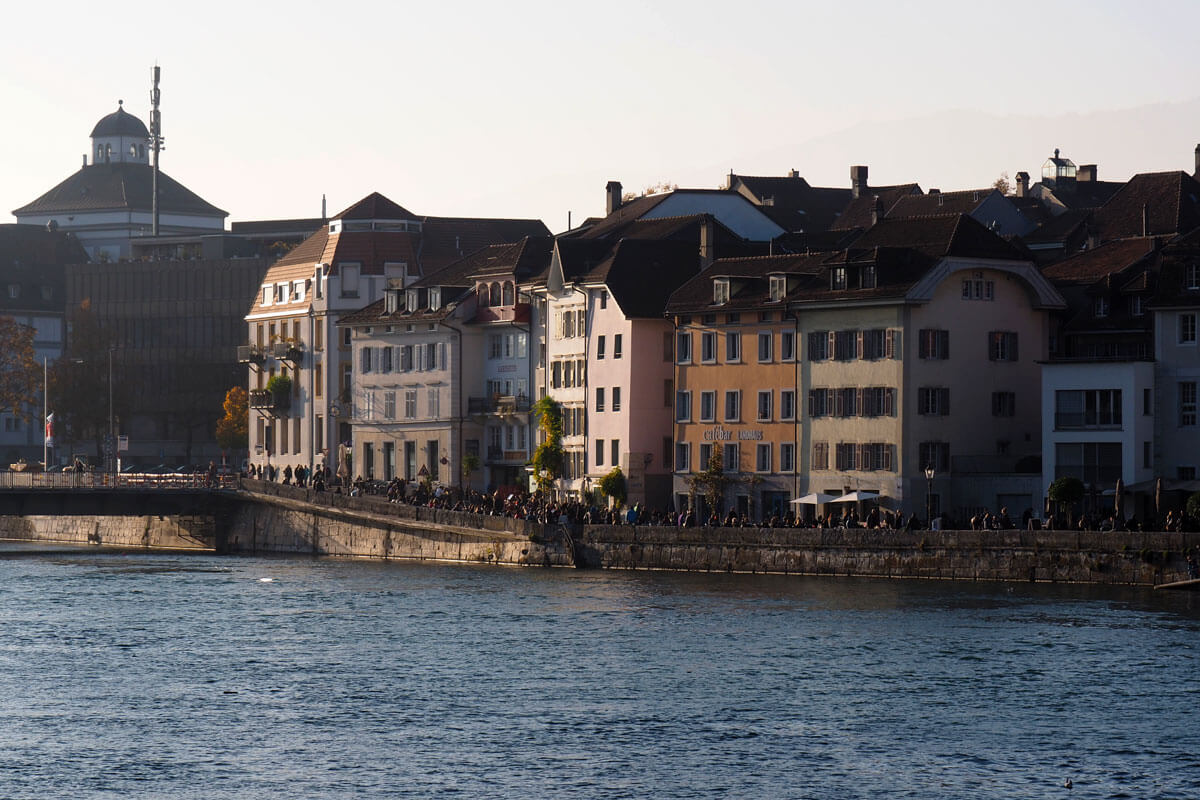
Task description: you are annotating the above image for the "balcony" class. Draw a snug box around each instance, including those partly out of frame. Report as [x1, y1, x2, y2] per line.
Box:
[473, 303, 530, 324]
[468, 394, 531, 415]
[487, 447, 529, 464]
[237, 345, 265, 364]
[271, 341, 304, 362]
[249, 389, 291, 413]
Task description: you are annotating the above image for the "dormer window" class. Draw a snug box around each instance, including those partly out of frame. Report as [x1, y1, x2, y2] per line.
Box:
[407, 289, 419, 310]
[1094, 297, 1108, 318]
[477, 284, 489, 307]
[769, 276, 786, 303]
[385, 289, 401, 314]
[831, 267, 847, 290]
[429, 288, 441, 311]
[861, 265, 877, 289]
[275, 284, 287, 303]
[261, 285, 272, 306]
[502, 282, 514, 306]
[713, 279, 730, 305]
[1130, 296, 1144, 317]
[1186, 263, 1200, 290]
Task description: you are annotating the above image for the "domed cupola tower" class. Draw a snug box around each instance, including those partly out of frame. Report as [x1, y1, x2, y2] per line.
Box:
[90, 100, 149, 165]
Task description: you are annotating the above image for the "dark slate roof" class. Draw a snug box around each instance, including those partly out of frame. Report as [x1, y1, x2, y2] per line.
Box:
[418, 217, 550, 273]
[333, 192, 418, 221]
[829, 184, 922, 231]
[593, 238, 702, 318]
[12, 163, 227, 218]
[845, 213, 1027, 261]
[1092, 171, 1200, 242]
[89, 104, 150, 138]
[730, 174, 851, 233]
[1041, 238, 1157, 286]
[665, 252, 830, 314]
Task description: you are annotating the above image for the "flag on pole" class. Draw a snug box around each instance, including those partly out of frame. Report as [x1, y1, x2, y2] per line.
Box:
[44, 412, 55, 447]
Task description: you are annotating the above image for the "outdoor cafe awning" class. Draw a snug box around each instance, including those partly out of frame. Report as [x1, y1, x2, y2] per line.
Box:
[830, 490, 880, 503]
[790, 492, 839, 505]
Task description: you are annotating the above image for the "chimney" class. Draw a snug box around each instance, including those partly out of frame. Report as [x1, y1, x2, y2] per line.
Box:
[606, 181, 623, 216]
[321, 193, 327, 220]
[699, 215, 715, 268]
[1015, 172, 1030, 197]
[788, 168, 799, 178]
[1142, 203, 1150, 237]
[850, 165, 869, 199]
[871, 195, 884, 226]
[1078, 164, 1097, 183]
[82, 154, 87, 168]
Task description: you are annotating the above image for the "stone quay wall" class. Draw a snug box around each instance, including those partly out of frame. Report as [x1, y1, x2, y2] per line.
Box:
[0, 512, 217, 550]
[0, 481, 1197, 586]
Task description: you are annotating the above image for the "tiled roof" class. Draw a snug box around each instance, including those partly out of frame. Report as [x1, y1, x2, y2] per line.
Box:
[1021, 208, 1092, 247]
[1149, 230, 1200, 308]
[565, 194, 674, 240]
[1036, 179, 1125, 211]
[337, 296, 461, 326]
[828, 184, 921, 231]
[730, 174, 851, 233]
[418, 217, 550, 273]
[12, 163, 227, 218]
[888, 188, 996, 218]
[411, 236, 554, 289]
[599, 239, 704, 318]
[1041, 238, 1156, 285]
[1092, 171, 1200, 242]
[333, 192, 418, 221]
[846, 213, 1026, 261]
[665, 252, 831, 313]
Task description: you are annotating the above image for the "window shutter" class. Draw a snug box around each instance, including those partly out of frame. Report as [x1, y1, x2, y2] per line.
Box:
[828, 331, 836, 358]
[941, 387, 950, 415]
[856, 330, 864, 359]
[859, 444, 870, 471]
[884, 445, 894, 472]
[918, 329, 928, 359]
[987, 331, 997, 360]
[940, 329, 949, 359]
[886, 329, 896, 359]
[886, 388, 896, 417]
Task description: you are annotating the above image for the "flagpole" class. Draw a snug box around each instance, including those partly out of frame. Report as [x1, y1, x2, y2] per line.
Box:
[42, 356, 48, 470]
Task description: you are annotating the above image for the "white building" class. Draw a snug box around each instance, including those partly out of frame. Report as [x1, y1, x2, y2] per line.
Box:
[13, 103, 226, 261]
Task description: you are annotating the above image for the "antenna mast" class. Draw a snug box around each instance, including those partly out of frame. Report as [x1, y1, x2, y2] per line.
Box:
[149, 65, 164, 236]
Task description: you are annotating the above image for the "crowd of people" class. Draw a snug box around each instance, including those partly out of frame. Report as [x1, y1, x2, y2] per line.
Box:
[242, 467, 1196, 533]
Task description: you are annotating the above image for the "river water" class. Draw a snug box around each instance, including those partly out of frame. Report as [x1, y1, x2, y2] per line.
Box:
[0, 544, 1197, 799]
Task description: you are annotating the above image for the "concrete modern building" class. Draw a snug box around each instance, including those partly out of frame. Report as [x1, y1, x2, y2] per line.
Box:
[0, 225, 86, 465]
[13, 103, 227, 261]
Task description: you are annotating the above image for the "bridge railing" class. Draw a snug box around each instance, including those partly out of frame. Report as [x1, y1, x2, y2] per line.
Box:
[0, 471, 238, 490]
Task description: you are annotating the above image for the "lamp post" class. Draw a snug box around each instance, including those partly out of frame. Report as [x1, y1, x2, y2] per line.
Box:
[107, 348, 114, 475]
[924, 465, 935, 529]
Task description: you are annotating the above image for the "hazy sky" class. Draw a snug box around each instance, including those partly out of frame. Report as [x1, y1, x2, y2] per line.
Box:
[4, 0, 1200, 233]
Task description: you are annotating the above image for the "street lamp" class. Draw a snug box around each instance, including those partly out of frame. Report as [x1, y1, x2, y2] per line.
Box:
[924, 464, 935, 529]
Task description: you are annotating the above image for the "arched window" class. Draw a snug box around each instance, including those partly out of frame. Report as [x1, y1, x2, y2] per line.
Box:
[477, 284, 489, 306]
[502, 281, 514, 305]
[489, 282, 501, 306]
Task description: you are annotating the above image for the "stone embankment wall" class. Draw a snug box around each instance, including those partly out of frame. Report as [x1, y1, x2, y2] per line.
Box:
[571, 525, 1200, 585]
[224, 482, 569, 567]
[0, 513, 217, 550]
[1, 481, 1196, 586]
